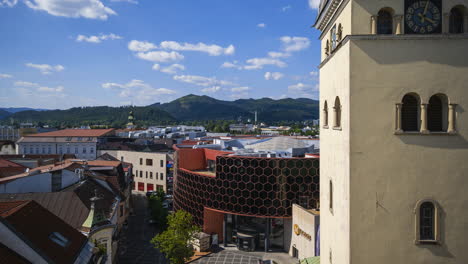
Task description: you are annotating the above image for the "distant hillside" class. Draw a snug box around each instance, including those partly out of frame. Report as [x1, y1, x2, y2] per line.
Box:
[0, 107, 49, 113]
[156, 94, 319, 122]
[0, 109, 11, 120]
[7, 106, 175, 127]
[1, 95, 319, 127]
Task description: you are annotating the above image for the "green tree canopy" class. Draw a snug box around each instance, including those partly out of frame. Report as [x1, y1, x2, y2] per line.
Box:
[151, 210, 201, 264]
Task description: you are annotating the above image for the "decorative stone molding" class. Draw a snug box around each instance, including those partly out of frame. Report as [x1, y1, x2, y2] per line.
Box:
[420, 103, 429, 134]
[464, 15, 468, 33]
[395, 103, 403, 133]
[414, 199, 441, 245]
[394, 15, 403, 34]
[448, 104, 457, 134]
[443, 13, 450, 33]
[337, 24, 343, 41]
[371, 15, 378, 34]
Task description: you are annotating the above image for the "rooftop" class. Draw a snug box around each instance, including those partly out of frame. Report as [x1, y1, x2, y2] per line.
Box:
[26, 128, 114, 137]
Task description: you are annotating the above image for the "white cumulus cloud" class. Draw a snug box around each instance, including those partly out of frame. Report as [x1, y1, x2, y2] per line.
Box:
[244, 57, 287, 70]
[26, 63, 65, 75]
[264, 72, 284, 81]
[23, 0, 116, 20]
[280, 36, 311, 52]
[14, 81, 39, 87]
[159, 41, 235, 56]
[76, 33, 122, 43]
[231, 86, 250, 92]
[0, 73, 13, 78]
[173, 75, 235, 87]
[136, 51, 184, 63]
[201, 86, 221, 93]
[102, 79, 176, 104]
[308, 0, 320, 9]
[153, 63, 185, 75]
[0, 0, 17, 7]
[128, 40, 157, 52]
[257, 23, 266, 28]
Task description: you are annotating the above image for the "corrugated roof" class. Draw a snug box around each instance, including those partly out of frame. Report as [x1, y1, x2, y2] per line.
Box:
[0, 192, 89, 229]
[27, 128, 114, 137]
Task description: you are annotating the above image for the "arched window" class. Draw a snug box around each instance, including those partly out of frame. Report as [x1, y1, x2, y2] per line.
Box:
[428, 94, 448, 132]
[323, 101, 329, 127]
[419, 202, 435, 240]
[401, 94, 420, 132]
[334, 97, 341, 128]
[377, 9, 393, 34]
[415, 200, 439, 243]
[449, 6, 464, 34]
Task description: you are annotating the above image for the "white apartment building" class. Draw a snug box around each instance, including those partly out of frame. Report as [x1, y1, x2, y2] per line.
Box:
[16, 129, 114, 160]
[97, 150, 172, 193]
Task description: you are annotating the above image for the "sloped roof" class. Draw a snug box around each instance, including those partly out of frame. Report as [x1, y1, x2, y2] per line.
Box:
[0, 192, 89, 229]
[0, 162, 83, 184]
[27, 129, 114, 137]
[245, 137, 313, 151]
[0, 200, 87, 264]
[0, 242, 31, 264]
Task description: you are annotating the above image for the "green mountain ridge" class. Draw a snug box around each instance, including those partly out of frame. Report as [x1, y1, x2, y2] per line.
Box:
[2, 95, 319, 126]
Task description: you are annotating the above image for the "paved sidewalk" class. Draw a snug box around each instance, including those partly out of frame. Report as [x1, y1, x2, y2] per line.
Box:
[191, 246, 298, 264]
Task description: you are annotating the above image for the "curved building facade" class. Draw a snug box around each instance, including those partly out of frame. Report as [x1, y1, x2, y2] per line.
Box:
[173, 147, 319, 251]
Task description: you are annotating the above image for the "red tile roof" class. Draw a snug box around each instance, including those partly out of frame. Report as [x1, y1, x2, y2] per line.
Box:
[0, 200, 87, 264]
[27, 128, 114, 137]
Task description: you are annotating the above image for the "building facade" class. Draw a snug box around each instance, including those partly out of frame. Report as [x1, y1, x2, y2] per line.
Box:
[17, 129, 114, 160]
[98, 150, 171, 193]
[174, 147, 320, 253]
[315, 0, 468, 263]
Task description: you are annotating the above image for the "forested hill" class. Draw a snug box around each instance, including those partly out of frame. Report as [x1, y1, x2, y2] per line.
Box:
[2, 95, 319, 127]
[155, 95, 319, 122]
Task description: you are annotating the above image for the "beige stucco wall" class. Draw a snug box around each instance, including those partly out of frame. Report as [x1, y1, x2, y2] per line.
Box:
[288, 204, 319, 259]
[98, 150, 168, 192]
[90, 227, 114, 264]
[348, 37, 468, 264]
[320, 40, 351, 264]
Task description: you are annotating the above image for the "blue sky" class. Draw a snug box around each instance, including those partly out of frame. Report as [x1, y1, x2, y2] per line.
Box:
[0, 0, 321, 109]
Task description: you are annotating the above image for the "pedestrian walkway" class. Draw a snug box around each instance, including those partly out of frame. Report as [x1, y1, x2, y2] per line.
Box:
[191, 246, 298, 264]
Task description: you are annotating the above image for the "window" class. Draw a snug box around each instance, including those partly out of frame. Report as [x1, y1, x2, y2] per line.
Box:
[160, 173, 164, 181]
[415, 200, 439, 243]
[150, 172, 153, 179]
[30, 147, 34, 154]
[401, 94, 420, 132]
[48, 146, 51, 154]
[65, 137, 72, 141]
[42, 147, 45, 153]
[75, 147, 78, 154]
[77, 137, 83, 141]
[139, 171, 142, 178]
[449, 6, 464, 34]
[428, 94, 448, 132]
[160, 160, 164, 167]
[330, 25, 337, 50]
[87, 137, 93, 141]
[377, 9, 393, 34]
[58, 146, 62, 154]
[67, 147, 70, 154]
[147, 183, 154, 192]
[292, 246, 299, 258]
[36, 147, 39, 154]
[157, 185, 164, 191]
[329, 180, 333, 213]
[83, 147, 87, 154]
[135, 170, 138, 177]
[146, 171, 148, 178]
[146, 159, 153, 166]
[49, 232, 70, 247]
[138, 182, 144, 191]
[90, 147, 94, 154]
[333, 97, 341, 128]
[323, 101, 329, 128]
[140, 158, 143, 165]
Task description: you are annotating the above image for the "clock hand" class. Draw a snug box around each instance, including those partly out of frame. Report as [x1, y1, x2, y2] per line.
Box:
[423, 0, 430, 15]
[418, 13, 426, 23]
[424, 16, 436, 24]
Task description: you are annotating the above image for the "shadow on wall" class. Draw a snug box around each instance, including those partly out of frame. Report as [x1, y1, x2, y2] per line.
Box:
[353, 38, 468, 67]
[416, 206, 454, 259]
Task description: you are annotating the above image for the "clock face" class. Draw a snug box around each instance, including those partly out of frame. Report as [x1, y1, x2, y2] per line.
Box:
[405, 0, 442, 34]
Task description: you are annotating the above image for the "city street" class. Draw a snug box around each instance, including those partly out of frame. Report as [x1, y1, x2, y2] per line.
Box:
[117, 194, 167, 264]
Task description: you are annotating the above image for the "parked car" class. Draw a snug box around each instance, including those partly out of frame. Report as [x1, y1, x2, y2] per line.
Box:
[146, 191, 157, 198]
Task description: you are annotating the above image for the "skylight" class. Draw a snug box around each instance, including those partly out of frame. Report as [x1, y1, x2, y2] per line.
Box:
[49, 232, 70, 247]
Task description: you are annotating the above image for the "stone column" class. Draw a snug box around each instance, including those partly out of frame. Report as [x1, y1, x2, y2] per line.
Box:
[333, 107, 338, 127]
[395, 103, 403, 133]
[443, 13, 450, 33]
[464, 15, 468, 33]
[420, 104, 429, 133]
[394, 15, 403, 34]
[323, 108, 328, 127]
[371, 15, 378, 34]
[448, 104, 457, 134]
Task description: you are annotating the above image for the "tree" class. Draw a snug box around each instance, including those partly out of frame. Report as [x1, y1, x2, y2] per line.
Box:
[148, 194, 168, 228]
[151, 210, 201, 264]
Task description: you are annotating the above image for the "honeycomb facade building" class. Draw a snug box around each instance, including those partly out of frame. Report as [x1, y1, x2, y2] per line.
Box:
[173, 147, 320, 253]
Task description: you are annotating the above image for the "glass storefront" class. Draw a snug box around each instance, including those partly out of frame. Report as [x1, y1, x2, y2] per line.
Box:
[225, 214, 285, 252]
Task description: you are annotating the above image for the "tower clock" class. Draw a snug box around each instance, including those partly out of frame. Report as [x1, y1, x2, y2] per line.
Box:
[405, 0, 442, 34]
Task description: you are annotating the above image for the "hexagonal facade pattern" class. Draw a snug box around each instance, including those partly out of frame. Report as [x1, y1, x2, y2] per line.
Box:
[174, 156, 320, 226]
